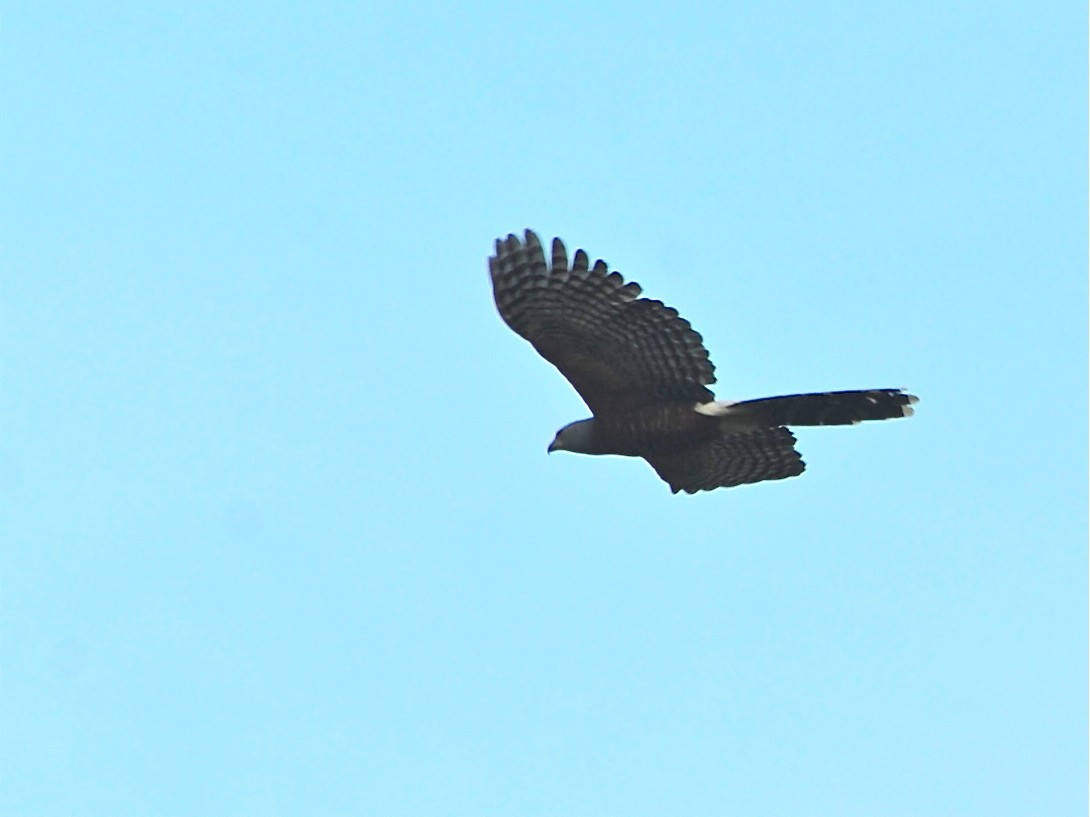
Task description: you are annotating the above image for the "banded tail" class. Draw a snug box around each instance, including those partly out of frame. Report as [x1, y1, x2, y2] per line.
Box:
[699, 389, 918, 427]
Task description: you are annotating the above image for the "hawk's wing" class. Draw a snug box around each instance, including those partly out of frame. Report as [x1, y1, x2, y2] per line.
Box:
[644, 428, 805, 494]
[490, 230, 715, 417]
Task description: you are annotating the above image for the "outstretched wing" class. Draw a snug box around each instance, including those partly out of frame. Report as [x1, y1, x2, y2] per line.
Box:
[490, 230, 715, 417]
[644, 428, 804, 493]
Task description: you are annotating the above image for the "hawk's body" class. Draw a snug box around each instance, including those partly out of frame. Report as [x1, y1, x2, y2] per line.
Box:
[489, 230, 916, 493]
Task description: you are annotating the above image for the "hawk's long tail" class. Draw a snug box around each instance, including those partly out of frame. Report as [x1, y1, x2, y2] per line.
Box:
[704, 389, 918, 427]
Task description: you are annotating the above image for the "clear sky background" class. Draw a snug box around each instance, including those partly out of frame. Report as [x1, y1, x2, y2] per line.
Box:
[2, 3, 1086, 816]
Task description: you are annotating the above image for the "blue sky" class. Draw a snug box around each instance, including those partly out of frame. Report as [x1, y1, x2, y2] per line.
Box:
[2, 2, 1086, 815]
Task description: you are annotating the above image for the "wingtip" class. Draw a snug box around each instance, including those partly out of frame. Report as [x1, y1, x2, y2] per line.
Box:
[551, 236, 568, 272]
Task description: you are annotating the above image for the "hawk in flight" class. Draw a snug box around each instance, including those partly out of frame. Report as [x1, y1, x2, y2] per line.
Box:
[489, 230, 917, 493]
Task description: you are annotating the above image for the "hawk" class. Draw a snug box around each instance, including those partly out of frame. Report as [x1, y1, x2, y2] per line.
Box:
[489, 230, 917, 493]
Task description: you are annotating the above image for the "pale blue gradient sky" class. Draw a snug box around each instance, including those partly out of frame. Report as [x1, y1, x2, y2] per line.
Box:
[2, 3, 1086, 815]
